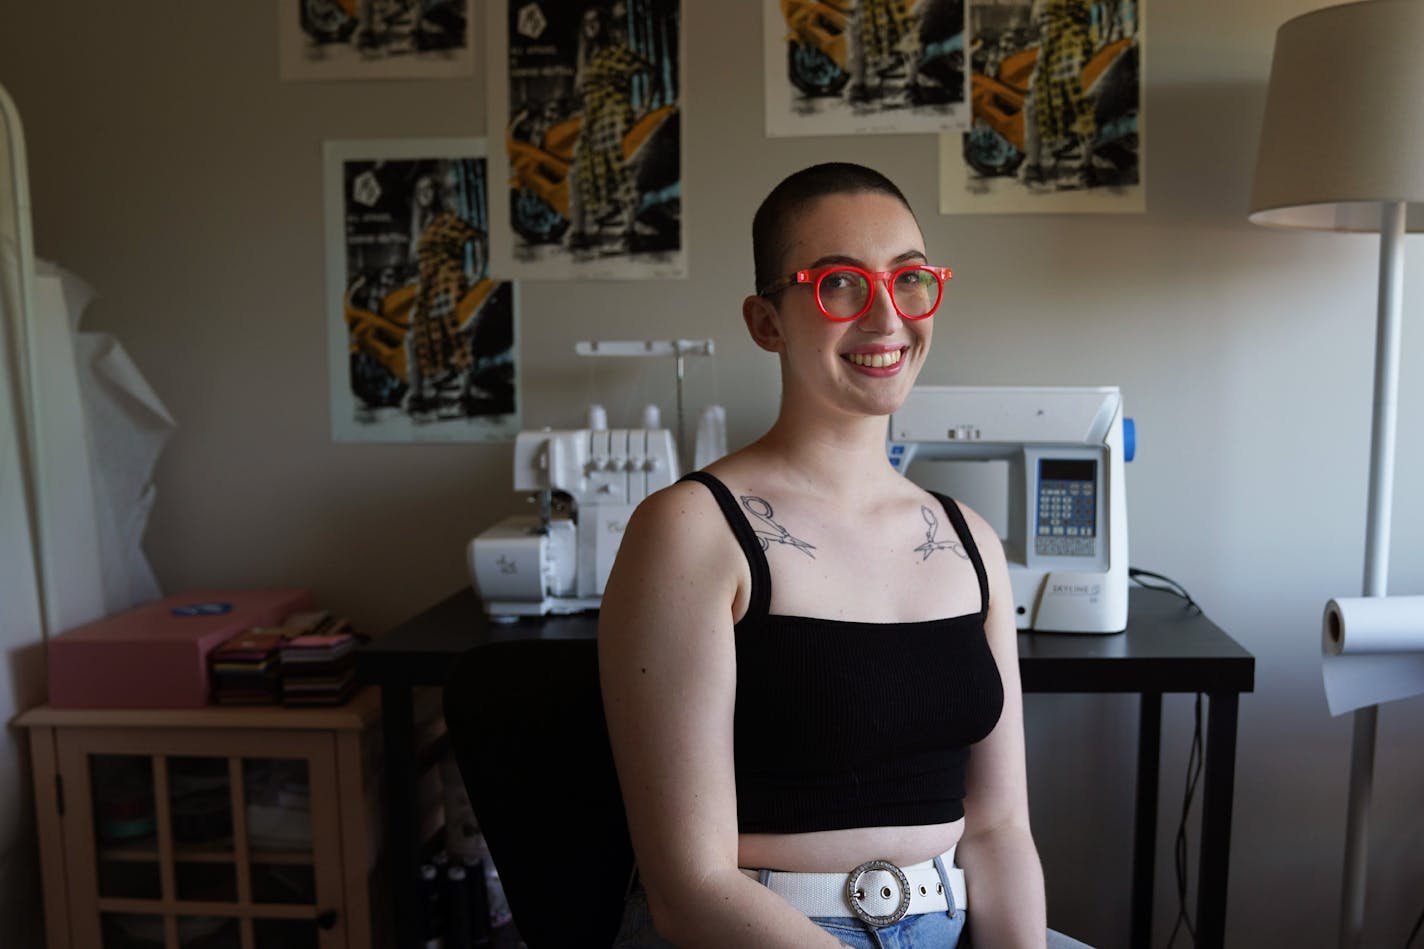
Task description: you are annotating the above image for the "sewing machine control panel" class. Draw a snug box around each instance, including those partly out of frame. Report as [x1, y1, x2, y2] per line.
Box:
[1034, 458, 1097, 558]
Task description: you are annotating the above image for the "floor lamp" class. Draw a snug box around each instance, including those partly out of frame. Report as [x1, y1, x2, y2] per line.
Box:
[1248, 2, 1424, 948]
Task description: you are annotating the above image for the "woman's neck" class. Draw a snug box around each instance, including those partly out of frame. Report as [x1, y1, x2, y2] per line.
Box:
[752, 410, 899, 498]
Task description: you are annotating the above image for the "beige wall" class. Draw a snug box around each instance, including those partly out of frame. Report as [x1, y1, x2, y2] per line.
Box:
[3, 2, 1423, 946]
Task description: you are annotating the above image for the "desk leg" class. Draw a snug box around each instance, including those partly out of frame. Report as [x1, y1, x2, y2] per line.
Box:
[1196, 692, 1240, 949]
[383, 683, 424, 949]
[1131, 692, 1162, 949]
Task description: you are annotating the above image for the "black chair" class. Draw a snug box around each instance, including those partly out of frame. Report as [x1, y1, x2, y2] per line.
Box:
[444, 637, 636, 949]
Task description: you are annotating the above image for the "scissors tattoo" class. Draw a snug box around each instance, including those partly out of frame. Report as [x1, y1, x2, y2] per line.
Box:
[914, 505, 968, 561]
[740, 495, 816, 559]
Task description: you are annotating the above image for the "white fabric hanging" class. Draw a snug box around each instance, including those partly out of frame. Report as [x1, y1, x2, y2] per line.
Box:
[1, 82, 176, 942]
[0, 82, 49, 947]
[28, 266, 109, 631]
[34, 261, 173, 622]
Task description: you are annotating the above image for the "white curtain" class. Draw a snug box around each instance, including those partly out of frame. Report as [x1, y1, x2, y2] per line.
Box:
[1, 83, 174, 944]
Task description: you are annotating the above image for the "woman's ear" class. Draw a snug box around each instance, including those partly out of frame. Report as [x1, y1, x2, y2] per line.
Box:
[742, 294, 785, 354]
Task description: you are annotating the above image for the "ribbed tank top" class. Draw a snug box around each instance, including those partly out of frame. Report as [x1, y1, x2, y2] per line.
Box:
[680, 471, 1005, 834]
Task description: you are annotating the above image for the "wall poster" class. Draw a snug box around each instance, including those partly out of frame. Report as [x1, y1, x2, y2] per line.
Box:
[940, 0, 1143, 213]
[324, 139, 520, 443]
[487, 0, 685, 280]
[764, 0, 971, 137]
[278, 0, 474, 80]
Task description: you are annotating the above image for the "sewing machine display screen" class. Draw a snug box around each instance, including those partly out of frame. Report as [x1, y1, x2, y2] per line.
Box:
[1035, 459, 1096, 557]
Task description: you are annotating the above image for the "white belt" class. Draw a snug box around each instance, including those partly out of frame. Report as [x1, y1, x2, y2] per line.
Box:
[741, 847, 966, 928]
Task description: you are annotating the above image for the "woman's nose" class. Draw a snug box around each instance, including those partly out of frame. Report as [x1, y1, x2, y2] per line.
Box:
[857, 278, 902, 333]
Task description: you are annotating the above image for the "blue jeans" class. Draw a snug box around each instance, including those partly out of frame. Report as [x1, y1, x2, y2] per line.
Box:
[812, 910, 968, 948]
[611, 882, 967, 948]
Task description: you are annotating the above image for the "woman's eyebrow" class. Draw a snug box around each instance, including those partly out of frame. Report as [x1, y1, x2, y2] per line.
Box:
[805, 253, 862, 269]
[805, 249, 928, 269]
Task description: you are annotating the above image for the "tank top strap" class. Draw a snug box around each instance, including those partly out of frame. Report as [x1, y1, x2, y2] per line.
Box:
[678, 472, 772, 622]
[930, 492, 990, 619]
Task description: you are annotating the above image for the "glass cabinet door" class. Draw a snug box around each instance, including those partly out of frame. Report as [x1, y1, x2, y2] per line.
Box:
[59, 728, 346, 949]
[91, 754, 163, 906]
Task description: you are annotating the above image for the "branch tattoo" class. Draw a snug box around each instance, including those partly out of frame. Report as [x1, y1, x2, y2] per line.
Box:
[741, 495, 816, 559]
[914, 505, 968, 561]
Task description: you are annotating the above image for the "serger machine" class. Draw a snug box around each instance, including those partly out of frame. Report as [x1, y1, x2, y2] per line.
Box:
[888, 386, 1134, 634]
[469, 338, 719, 617]
[468, 425, 679, 616]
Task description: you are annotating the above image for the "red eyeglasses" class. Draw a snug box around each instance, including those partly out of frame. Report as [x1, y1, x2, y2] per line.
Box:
[758, 264, 953, 322]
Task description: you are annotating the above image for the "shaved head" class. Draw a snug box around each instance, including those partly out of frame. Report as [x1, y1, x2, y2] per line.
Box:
[752, 163, 916, 296]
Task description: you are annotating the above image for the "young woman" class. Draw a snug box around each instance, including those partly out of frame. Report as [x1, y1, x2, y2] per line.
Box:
[599, 163, 1079, 949]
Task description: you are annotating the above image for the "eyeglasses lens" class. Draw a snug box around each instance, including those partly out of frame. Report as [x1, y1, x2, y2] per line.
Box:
[891, 268, 940, 317]
[817, 269, 871, 319]
[815, 268, 941, 319]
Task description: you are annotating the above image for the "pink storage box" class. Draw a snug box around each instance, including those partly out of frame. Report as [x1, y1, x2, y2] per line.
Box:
[47, 589, 313, 708]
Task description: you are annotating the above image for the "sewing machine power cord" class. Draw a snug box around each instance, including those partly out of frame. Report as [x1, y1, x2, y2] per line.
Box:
[1128, 567, 1200, 614]
[1129, 567, 1201, 948]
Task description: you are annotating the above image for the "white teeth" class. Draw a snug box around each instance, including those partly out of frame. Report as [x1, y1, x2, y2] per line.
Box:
[847, 349, 903, 368]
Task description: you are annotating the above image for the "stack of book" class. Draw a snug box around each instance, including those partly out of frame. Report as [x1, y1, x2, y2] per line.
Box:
[280, 615, 358, 706]
[210, 629, 287, 704]
[208, 609, 361, 706]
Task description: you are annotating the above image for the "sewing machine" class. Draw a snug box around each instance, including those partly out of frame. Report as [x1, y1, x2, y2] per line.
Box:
[889, 386, 1133, 634]
[467, 339, 720, 618]
[468, 425, 680, 616]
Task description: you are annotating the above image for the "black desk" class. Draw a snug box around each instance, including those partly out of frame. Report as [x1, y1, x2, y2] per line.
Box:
[357, 587, 1253, 949]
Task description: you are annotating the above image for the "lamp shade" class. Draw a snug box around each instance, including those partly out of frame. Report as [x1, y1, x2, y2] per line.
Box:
[1249, 0, 1424, 232]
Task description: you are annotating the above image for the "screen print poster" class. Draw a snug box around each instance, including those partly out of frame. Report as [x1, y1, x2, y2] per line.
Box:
[487, 0, 684, 280]
[278, 0, 475, 80]
[764, 0, 971, 137]
[939, 0, 1143, 213]
[323, 138, 520, 442]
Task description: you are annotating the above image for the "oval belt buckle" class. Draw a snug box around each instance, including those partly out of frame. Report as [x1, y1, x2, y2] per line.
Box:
[845, 859, 912, 928]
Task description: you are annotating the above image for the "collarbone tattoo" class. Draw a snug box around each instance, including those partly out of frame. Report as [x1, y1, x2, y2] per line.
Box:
[739, 494, 816, 559]
[914, 504, 968, 561]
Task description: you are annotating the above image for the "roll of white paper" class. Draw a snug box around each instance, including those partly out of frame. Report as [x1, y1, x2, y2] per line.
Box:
[1322, 596, 1424, 655]
[1321, 596, 1424, 716]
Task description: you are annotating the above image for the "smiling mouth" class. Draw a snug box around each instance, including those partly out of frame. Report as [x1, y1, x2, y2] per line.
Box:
[844, 348, 906, 369]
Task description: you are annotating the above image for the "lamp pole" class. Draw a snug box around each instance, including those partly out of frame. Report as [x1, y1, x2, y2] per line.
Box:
[1339, 199, 1407, 949]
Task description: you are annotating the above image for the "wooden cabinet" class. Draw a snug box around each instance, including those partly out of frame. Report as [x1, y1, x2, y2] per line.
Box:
[18, 689, 384, 949]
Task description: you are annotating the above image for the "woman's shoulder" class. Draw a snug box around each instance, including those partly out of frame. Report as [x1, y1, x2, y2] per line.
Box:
[624, 474, 735, 553]
[604, 475, 748, 618]
[622, 453, 776, 553]
[633, 474, 719, 517]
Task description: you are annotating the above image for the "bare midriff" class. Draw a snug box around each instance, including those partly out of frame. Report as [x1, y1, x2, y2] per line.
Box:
[737, 817, 965, 872]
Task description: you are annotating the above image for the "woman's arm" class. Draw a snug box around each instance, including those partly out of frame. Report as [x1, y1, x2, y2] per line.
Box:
[598, 482, 847, 949]
[954, 505, 1048, 949]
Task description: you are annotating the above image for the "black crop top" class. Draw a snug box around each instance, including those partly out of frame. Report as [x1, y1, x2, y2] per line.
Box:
[680, 471, 1005, 835]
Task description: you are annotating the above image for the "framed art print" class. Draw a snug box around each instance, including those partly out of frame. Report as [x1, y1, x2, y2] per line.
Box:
[487, 0, 686, 279]
[324, 138, 520, 442]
